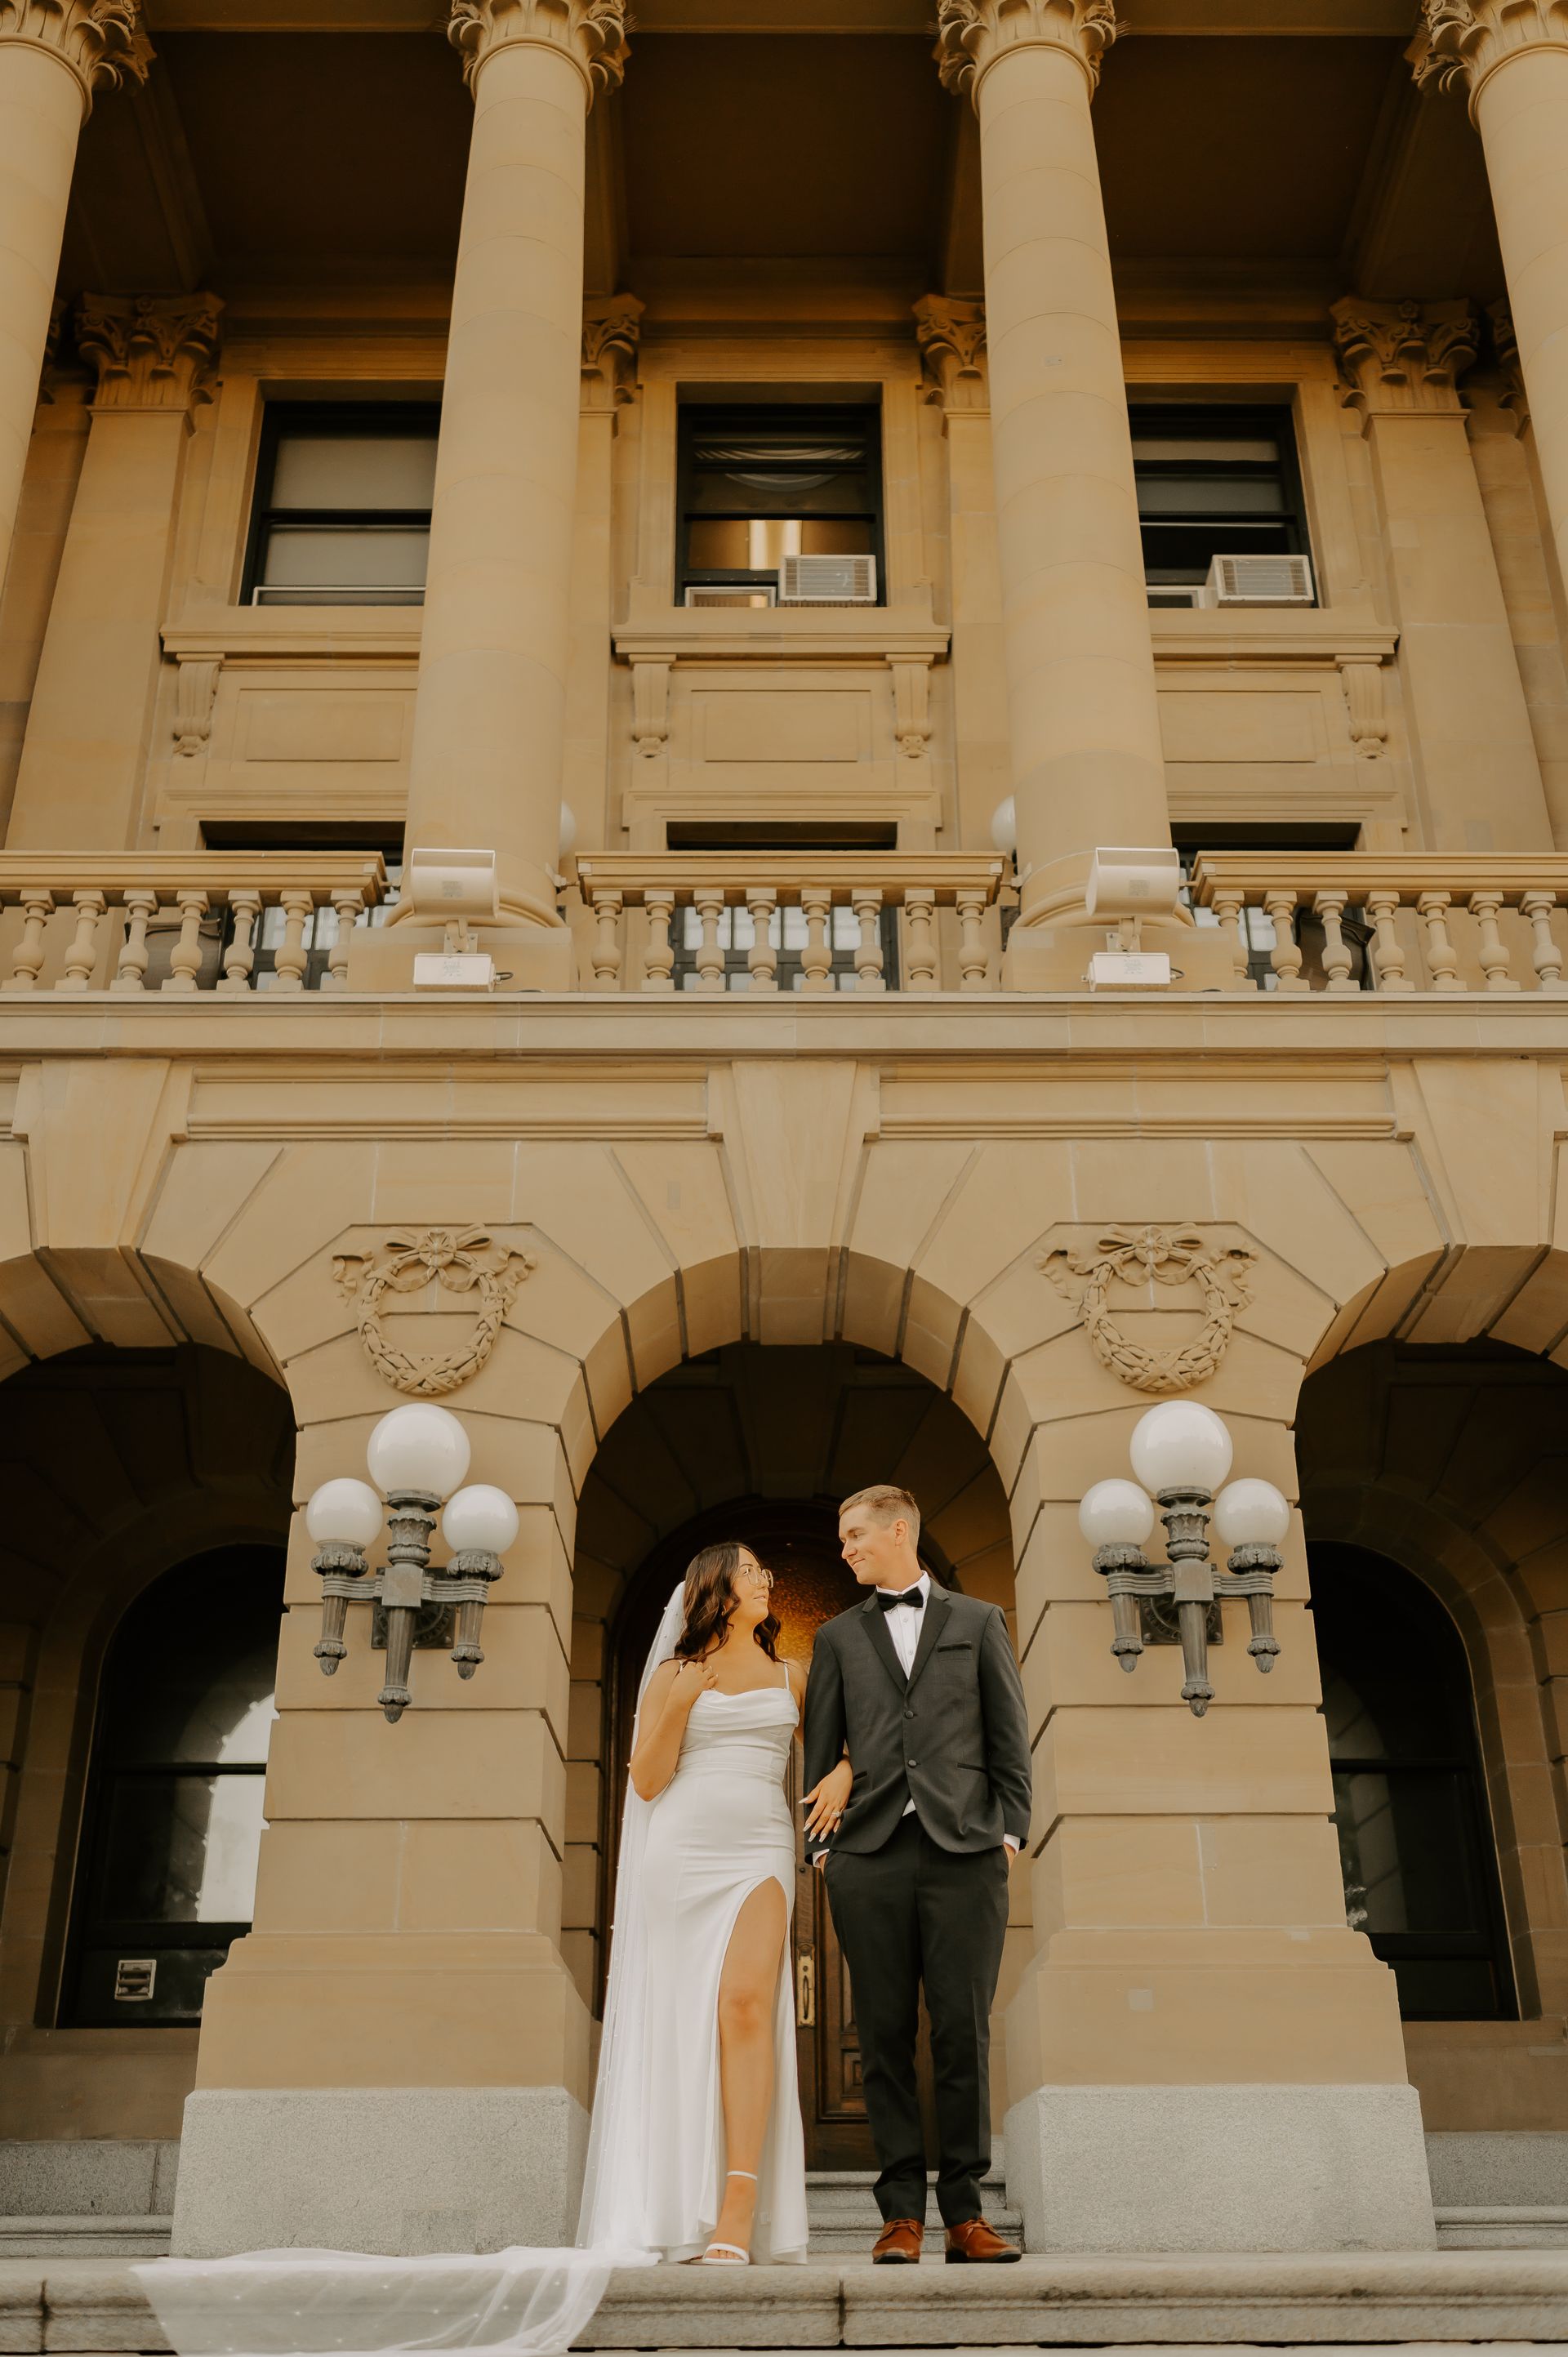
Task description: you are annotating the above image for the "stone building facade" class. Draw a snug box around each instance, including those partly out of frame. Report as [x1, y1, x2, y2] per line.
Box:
[0, 0, 1565, 2269]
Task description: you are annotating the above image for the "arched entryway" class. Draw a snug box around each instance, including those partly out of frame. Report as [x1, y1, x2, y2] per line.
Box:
[570, 1339, 1018, 2168]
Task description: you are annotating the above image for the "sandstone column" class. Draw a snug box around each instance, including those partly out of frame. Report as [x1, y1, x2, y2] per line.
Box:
[8, 293, 220, 848]
[0, 0, 150, 603]
[1331, 296, 1554, 853]
[381, 0, 627, 987]
[936, 0, 1200, 987]
[1412, 0, 1568, 639]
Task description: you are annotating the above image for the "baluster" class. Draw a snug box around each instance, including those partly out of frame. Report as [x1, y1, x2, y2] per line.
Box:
[851, 885, 884, 994]
[1521, 890, 1567, 994]
[799, 888, 833, 994]
[218, 888, 262, 995]
[1364, 885, 1412, 993]
[746, 888, 778, 993]
[590, 889, 623, 991]
[693, 889, 727, 994]
[902, 887, 938, 991]
[162, 890, 208, 992]
[4, 891, 53, 993]
[111, 889, 157, 993]
[642, 888, 675, 993]
[1263, 889, 1307, 991]
[323, 886, 364, 991]
[1312, 889, 1356, 994]
[1468, 890, 1518, 992]
[269, 889, 313, 992]
[56, 890, 106, 992]
[1209, 886, 1252, 990]
[956, 887, 989, 991]
[1416, 891, 1462, 991]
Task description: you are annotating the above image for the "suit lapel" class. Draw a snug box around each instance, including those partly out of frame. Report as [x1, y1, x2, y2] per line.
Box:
[860, 1592, 908, 1692]
[904, 1582, 951, 1695]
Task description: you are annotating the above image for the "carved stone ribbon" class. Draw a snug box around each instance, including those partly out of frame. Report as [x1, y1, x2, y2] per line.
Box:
[333, 1228, 534, 1398]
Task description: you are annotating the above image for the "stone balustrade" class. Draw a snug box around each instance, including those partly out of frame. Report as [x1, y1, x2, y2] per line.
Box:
[1190, 853, 1568, 995]
[572, 853, 1006, 995]
[0, 854, 388, 995]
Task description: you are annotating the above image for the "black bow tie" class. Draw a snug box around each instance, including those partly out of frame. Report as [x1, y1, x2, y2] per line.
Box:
[877, 1586, 924, 1612]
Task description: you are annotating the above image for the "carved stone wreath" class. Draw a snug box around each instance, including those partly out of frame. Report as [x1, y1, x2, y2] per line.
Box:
[332, 1228, 535, 1398]
[1040, 1225, 1257, 1396]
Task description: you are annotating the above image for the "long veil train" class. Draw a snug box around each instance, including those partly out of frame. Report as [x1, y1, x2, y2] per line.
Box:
[134, 1587, 691, 2357]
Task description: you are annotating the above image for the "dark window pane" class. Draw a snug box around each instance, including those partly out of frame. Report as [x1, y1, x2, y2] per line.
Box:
[1130, 405, 1308, 597]
[1333, 1767, 1488, 1936]
[96, 1773, 265, 1923]
[678, 406, 884, 602]
[72, 1944, 233, 2030]
[1389, 1956, 1502, 2020]
[270, 432, 437, 511]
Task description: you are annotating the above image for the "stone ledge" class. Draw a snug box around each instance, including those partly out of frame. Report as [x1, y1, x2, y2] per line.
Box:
[20, 2252, 1568, 2353]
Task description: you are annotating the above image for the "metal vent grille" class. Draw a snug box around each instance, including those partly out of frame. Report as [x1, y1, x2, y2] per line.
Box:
[777, 553, 877, 606]
[1207, 553, 1314, 606]
[684, 585, 777, 608]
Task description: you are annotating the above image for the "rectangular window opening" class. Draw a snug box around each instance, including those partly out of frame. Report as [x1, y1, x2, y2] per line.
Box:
[1131, 403, 1313, 604]
[242, 403, 439, 608]
[676, 403, 884, 608]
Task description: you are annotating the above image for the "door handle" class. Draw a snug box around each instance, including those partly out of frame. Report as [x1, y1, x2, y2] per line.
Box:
[795, 1951, 816, 2027]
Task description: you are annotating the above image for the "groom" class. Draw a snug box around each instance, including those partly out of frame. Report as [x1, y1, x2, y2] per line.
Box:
[804, 1484, 1031, 2264]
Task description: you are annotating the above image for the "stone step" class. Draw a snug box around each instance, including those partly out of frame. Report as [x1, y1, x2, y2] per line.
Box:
[20, 2251, 1568, 2350]
[1435, 2204, 1568, 2248]
[0, 2217, 172, 2257]
[805, 2172, 1020, 2255]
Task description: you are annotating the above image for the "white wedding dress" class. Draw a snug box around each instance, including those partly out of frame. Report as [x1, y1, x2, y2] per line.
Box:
[636, 1666, 808, 2263]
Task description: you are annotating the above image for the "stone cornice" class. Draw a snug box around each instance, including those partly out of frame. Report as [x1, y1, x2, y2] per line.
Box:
[0, 0, 152, 113]
[934, 0, 1120, 101]
[581, 294, 643, 412]
[448, 0, 628, 102]
[1408, 0, 1568, 110]
[1330, 295, 1477, 416]
[75, 292, 223, 412]
[914, 295, 987, 414]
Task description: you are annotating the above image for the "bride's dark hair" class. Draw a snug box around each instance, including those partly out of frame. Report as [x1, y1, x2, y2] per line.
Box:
[675, 1540, 781, 1662]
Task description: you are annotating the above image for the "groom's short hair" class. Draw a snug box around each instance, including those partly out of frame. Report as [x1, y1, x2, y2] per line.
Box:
[840, 1483, 921, 1544]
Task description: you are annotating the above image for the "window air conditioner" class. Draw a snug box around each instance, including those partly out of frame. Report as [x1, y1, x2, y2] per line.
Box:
[1205, 553, 1314, 606]
[1147, 584, 1209, 609]
[777, 554, 877, 606]
[684, 585, 777, 608]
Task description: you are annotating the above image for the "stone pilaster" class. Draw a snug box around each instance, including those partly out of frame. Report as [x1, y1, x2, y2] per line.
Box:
[0, 0, 150, 626]
[1410, 0, 1568, 675]
[1330, 295, 1552, 851]
[580, 291, 643, 412]
[356, 0, 630, 984]
[7, 292, 222, 849]
[915, 292, 987, 415]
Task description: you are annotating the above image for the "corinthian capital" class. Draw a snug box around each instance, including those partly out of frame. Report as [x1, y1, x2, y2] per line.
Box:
[935, 0, 1120, 101]
[448, 0, 628, 102]
[914, 296, 987, 413]
[1408, 0, 1568, 109]
[76, 292, 223, 412]
[581, 294, 643, 410]
[0, 0, 153, 114]
[1331, 296, 1478, 414]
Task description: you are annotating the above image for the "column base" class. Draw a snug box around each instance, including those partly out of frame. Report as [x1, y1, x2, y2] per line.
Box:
[170, 2085, 589, 2256]
[1003, 2083, 1435, 2253]
[345, 921, 576, 993]
[1003, 916, 1236, 993]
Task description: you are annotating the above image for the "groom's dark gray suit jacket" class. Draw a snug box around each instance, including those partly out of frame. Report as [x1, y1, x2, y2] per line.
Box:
[803, 1583, 1031, 1859]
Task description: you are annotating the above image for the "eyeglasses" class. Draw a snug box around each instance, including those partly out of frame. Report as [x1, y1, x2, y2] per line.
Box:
[737, 1562, 773, 1590]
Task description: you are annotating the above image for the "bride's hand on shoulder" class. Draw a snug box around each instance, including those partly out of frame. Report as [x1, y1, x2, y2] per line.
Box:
[668, 1656, 719, 1709]
[804, 1755, 853, 1838]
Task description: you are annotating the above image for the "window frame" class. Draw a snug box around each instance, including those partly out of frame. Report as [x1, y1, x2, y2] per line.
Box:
[1129, 401, 1312, 596]
[675, 402, 886, 607]
[241, 400, 442, 608]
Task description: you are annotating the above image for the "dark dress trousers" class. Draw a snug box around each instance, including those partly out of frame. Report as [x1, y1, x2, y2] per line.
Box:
[803, 1583, 1031, 2228]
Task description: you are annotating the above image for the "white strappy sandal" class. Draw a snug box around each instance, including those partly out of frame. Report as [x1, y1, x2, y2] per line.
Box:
[697, 2171, 756, 2264]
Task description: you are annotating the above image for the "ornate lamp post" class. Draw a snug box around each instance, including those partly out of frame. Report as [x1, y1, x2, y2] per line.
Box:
[304, 1402, 519, 1722]
[1078, 1401, 1290, 1718]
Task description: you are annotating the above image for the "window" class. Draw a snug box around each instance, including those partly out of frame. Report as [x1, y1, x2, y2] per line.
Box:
[243, 404, 439, 606]
[1131, 405, 1311, 599]
[1311, 1543, 1514, 2021]
[63, 1547, 284, 2026]
[676, 405, 884, 606]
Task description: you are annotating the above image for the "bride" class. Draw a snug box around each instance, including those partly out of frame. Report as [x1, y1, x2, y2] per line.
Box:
[577, 1540, 853, 2266]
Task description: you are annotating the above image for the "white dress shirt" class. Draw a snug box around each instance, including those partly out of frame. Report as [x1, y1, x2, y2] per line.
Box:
[882, 1573, 1018, 1852]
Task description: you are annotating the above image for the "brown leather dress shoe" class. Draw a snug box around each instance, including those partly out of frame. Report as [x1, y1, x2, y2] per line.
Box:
[871, 2217, 924, 2262]
[944, 2217, 1022, 2263]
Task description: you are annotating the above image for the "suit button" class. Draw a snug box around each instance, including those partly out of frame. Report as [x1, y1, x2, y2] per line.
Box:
[902, 1706, 915, 1719]
[906, 1758, 917, 1768]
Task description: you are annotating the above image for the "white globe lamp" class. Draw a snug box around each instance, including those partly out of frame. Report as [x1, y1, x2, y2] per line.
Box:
[1129, 1399, 1233, 1497]
[1077, 1479, 1156, 1551]
[442, 1484, 520, 1558]
[367, 1402, 472, 1499]
[990, 795, 1017, 856]
[1213, 1477, 1290, 1552]
[305, 1477, 383, 1550]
